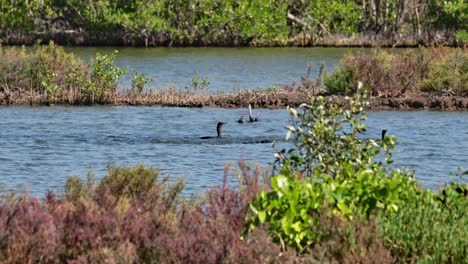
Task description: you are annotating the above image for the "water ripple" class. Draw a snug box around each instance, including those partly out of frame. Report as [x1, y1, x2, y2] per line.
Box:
[0, 106, 467, 196]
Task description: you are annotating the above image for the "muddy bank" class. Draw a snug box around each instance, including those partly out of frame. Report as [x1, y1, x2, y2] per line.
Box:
[2, 89, 467, 110]
[1, 31, 463, 48]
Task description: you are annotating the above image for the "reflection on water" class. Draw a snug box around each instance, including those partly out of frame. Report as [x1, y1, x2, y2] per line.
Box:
[0, 106, 466, 196]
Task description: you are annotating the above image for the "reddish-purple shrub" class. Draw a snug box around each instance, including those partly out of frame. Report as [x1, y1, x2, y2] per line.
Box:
[0, 163, 395, 263]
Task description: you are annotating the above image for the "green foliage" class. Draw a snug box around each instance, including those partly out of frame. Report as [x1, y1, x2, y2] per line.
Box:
[98, 165, 160, 201]
[379, 182, 468, 263]
[247, 175, 322, 251]
[247, 84, 418, 252]
[1, 0, 465, 46]
[455, 30, 468, 42]
[323, 67, 355, 94]
[419, 50, 468, 95]
[0, 42, 85, 99]
[131, 69, 148, 93]
[65, 164, 184, 207]
[429, 0, 468, 31]
[325, 49, 468, 96]
[305, 0, 361, 35]
[275, 83, 394, 178]
[83, 50, 126, 102]
[191, 70, 210, 92]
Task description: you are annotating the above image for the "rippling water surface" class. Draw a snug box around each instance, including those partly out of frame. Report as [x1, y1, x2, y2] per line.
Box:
[0, 106, 466, 196]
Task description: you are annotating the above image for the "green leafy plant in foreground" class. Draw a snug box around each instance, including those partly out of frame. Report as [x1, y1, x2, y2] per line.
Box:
[246, 83, 418, 252]
[379, 181, 468, 264]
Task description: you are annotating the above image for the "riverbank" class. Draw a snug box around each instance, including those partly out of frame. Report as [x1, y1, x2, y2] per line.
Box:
[2, 31, 464, 48]
[3, 88, 468, 110]
[1, 44, 466, 109]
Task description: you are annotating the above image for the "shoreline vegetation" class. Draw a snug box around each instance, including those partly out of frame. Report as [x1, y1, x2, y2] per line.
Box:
[0, 0, 467, 47]
[0, 43, 467, 110]
[1, 89, 466, 263]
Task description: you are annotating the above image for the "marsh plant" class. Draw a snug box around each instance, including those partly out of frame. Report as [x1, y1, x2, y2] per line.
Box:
[324, 48, 468, 97]
[191, 70, 210, 92]
[131, 69, 149, 93]
[83, 50, 126, 103]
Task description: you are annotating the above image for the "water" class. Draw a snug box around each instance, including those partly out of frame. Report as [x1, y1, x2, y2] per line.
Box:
[66, 47, 363, 91]
[0, 106, 466, 197]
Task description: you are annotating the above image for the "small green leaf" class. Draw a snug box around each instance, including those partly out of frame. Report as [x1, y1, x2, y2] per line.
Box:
[258, 211, 266, 223]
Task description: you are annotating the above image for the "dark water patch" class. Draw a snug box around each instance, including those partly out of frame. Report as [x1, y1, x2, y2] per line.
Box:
[34, 139, 47, 145]
[150, 136, 283, 145]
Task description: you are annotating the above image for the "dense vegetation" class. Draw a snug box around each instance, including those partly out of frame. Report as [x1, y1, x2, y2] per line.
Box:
[324, 48, 468, 96]
[0, 0, 466, 46]
[0, 87, 467, 263]
[0, 43, 467, 108]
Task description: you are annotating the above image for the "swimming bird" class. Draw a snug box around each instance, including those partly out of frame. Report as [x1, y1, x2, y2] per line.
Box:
[237, 116, 244, 123]
[200, 122, 227, 139]
[381, 129, 387, 141]
[247, 104, 259, 122]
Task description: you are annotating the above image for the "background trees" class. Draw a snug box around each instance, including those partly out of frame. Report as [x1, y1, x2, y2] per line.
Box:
[0, 0, 466, 45]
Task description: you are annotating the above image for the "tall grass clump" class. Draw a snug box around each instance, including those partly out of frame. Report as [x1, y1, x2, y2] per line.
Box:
[324, 48, 468, 97]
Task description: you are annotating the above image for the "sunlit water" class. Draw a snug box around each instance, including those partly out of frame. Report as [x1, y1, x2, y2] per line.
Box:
[0, 106, 466, 197]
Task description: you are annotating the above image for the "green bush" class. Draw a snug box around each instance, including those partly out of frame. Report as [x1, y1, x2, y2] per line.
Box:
[325, 49, 468, 96]
[323, 67, 355, 94]
[131, 69, 148, 93]
[83, 50, 126, 102]
[379, 182, 468, 263]
[419, 50, 468, 95]
[0, 42, 85, 96]
[246, 84, 418, 252]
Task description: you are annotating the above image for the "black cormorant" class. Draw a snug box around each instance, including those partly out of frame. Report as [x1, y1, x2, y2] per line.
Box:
[381, 129, 387, 141]
[200, 122, 227, 139]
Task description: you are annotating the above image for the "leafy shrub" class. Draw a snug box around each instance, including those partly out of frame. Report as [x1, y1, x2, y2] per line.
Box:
[191, 70, 210, 92]
[324, 49, 467, 97]
[246, 83, 418, 252]
[0, 42, 85, 100]
[131, 69, 148, 92]
[419, 49, 468, 95]
[379, 181, 468, 263]
[323, 67, 355, 94]
[83, 50, 126, 103]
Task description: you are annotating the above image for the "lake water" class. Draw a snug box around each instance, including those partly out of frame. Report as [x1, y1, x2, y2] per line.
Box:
[0, 106, 466, 196]
[66, 47, 364, 91]
[0, 48, 466, 196]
